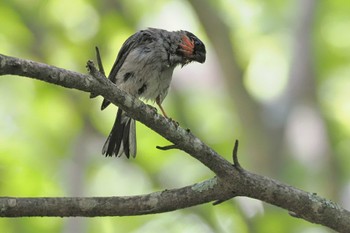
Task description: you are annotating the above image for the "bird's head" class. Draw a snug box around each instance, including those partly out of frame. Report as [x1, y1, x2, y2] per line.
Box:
[177, 31, 206, 66]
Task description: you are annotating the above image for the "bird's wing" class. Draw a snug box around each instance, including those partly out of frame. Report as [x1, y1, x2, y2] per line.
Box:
[101, 30, 155, 110]
[108, 30, 154, 83]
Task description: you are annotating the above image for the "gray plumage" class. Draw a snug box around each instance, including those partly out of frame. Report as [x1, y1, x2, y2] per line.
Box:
[101, 28, 206, 158]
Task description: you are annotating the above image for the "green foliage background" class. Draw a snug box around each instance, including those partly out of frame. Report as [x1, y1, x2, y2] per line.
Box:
[1, 0, 349, 232]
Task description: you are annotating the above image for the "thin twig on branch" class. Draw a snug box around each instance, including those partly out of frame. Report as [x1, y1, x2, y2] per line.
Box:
[232, 140, 243, 171]
[156, 144, 180, 151]
[95, 46, 105, 76]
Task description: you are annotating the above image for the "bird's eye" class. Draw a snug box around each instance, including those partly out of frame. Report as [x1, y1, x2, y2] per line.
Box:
[194, 39, 201, 47]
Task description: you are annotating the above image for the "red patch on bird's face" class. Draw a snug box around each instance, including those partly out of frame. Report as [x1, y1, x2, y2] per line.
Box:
[179, 35, 195, 57]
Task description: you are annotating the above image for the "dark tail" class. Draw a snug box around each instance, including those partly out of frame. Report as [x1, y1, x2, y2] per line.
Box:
[102, 108, 137, 158]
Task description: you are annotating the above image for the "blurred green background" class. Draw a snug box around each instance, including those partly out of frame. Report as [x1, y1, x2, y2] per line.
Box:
[0, 0, 349, 232]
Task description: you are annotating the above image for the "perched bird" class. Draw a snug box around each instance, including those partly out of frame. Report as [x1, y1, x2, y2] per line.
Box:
[101, 28, 206, 158]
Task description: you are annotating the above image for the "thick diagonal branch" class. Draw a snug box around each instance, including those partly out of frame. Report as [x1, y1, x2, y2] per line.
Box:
[0, 53, 232, 177]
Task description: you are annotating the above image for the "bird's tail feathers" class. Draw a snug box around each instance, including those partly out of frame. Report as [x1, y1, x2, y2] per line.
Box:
[102, 108, 136, 158]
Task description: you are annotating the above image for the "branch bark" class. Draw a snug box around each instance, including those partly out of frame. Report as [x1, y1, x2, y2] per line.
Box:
[0, 53, 349, 232]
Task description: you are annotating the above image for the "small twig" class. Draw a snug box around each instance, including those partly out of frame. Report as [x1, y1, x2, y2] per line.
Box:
[95, 46, 105, 76]
[156, 144, 180, 151]
[214, 140, 242, 206]
[89, 47, 108, 98]
[232, 140, 243, 171]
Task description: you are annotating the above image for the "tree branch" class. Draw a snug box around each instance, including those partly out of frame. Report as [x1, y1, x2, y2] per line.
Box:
[0, 178, 226, 217]
[1, 53, 349, 232]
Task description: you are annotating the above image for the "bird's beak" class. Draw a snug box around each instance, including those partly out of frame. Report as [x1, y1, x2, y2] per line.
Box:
[194, 51, 206, 63]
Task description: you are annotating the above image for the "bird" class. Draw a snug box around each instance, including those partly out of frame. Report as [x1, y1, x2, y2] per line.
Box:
[101, 28, 206, 158]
